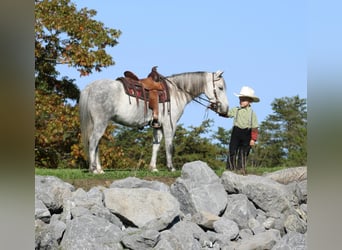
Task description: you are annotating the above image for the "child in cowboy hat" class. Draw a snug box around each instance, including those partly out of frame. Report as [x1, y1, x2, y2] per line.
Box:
[225, 86, 260, 174]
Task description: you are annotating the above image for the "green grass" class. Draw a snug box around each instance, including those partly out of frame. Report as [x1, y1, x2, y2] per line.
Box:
[35, 168, 182, 180]
[35, 165, 285, 181]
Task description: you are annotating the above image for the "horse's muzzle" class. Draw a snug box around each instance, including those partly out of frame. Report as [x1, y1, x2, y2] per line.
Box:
[209, 102, 229, 117]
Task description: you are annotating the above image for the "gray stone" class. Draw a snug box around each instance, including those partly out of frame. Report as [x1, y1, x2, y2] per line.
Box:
[35, 196, 51, 223]
[191, 210, 220, 229]
[59, 214, 123, 250]
[35, 215, 66, 250]
[223, 193, 257, 229]
[154, 230, 184, 250]
[60, 186, 123, 228]
[121, 229, 160, 249]
[171, 161, 228, 216]
[213, 217, 239, 240]
[104, 187, 180, 231]
[110, 176, 170, 192]
[221, 171, 298, 213]
[263, 166, 307, 184]
[235, 229, 281, 250]
[298, 180, 307, 203]
[206, 231, 234, 249]
[272, 231, 307, 250]
[238, 228, 253, 240]
[285, 182, 303, 206]
[248, 217, 266, 234]
[35, 175, 74, 212]
[284, 213, 307, 234]
[169, 220, 207, 250]
[34, 164, 307, 250]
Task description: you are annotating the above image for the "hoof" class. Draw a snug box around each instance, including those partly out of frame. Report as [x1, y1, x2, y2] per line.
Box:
[170, 168, 176, 172]
[151, 168, 159, 172]
[92, 169, 104, 174]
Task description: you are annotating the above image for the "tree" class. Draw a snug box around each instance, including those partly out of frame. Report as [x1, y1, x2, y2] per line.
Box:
[35, 0, 121, 99]
[113, 126, 154, 170]
[250, 96, 307, 167]
[211, 126, 231, 162]
[172, 120, 225, 170]
[35, 0, 122, 168]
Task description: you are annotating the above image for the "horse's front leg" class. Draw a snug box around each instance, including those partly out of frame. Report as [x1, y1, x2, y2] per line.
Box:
[149, 129, 163, 172]
[161, 124, 176, 172]
[164, 135, 176, 172]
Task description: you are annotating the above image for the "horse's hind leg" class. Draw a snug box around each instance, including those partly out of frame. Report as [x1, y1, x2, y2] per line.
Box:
[88, 121, 107, 174]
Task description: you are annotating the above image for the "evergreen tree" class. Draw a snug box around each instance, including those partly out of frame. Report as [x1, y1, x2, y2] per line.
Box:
[251, 96, 307, 167]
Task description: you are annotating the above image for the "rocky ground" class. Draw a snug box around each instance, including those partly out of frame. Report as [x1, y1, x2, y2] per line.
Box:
[66, 176, 176, 190]
[35, 161, 307, 250]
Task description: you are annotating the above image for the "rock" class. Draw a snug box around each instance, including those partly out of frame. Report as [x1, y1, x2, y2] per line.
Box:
[103, 187, 180, 231]
[35, 196, 51, 223]
[191, 210, 220, 229]
[263, 166, 307, 184]
[213, 217, 239, 240]
[171, 161, 228, 216]
[59, 214, 123, 250]
[35, 215, 66, 250]
[272, 231, 307, 250]
[284, 213, 307, 234]
[35, 175, 74, 212]
[223, 193, 257, 229]
[61, 186, 123, 228]
[169, 220, 208, 250]
[221, 171, 298, 213]
[154, 230, 184, 250]
[110, 176, 170, 192]
[235, 229, 281, 250]
[298, 180, 307, 203]
[34, 161, 307, 250]
[121, 229, 160, 249]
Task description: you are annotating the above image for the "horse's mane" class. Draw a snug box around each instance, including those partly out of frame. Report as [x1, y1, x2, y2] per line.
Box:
[166, 72, 208, 96]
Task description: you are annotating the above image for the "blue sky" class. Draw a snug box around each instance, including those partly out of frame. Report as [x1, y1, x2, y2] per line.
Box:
[58, 0, 306, 133]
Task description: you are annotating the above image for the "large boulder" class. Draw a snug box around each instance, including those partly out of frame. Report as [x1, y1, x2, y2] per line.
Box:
[103, 187, 180, 231]
[263, 166, 307, 184]
[171, 161, 228, 216]
[35, 175, 74, 212]
[59, 214, 123, 250]
[110, 177, 170, 192]
[223, 193, 258, 229]
[221, 171, 298, 213]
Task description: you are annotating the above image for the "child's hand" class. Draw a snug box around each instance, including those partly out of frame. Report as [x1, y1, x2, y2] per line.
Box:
[250, 140, 256, 146]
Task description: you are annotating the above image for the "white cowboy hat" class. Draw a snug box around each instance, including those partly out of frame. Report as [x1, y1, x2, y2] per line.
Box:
[234, 86, 260, 102]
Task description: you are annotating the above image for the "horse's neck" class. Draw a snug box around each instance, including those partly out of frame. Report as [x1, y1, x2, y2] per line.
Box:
[168, 72, 208, 99]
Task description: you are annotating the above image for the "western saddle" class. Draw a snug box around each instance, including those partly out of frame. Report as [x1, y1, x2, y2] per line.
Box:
[117, 66, 170, 128]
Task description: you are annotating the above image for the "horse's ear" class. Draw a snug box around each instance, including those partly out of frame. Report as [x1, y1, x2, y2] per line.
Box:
[215, 70, 224, 78]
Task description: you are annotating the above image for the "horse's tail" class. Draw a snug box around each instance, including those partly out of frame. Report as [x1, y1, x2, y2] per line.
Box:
[79, 87, 92, 160]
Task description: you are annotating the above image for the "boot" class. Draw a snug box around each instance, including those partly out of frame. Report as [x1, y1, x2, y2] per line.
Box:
[226, 154, 236, 170]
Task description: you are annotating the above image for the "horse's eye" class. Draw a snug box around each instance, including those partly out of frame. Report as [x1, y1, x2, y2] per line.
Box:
[218, 86, 224, 90]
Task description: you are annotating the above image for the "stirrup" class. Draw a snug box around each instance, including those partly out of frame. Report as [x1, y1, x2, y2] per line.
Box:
[150, 119, 161, 128]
